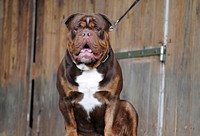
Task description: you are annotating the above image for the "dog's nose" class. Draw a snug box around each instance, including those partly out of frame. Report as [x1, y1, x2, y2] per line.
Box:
[82, 30, 90, 38]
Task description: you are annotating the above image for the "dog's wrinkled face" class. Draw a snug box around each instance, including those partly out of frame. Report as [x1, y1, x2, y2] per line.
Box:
[64, 13, 113, 68]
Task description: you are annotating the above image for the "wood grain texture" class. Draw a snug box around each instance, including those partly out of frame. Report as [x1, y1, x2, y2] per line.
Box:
[0, 0, 34, 135]
[31, 0, 66, 135]
[2, 0, 199, 136]
[120, 57, 160, 136]
[164, 0, 200, 135]
[31, 0, 164, 135]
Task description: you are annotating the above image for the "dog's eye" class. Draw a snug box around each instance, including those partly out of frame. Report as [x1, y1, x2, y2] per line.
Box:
[71, 26, 79, 39]
[73, 23, 81, 31]
[94, 26, 101, 31]
[99, 30, 104, 40]
[73, 26, 79, 31]
[71, 30, 76, 39]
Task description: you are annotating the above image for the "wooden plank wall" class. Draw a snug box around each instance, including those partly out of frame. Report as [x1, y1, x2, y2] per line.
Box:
[164, 0, 200, 135]
[116, 0, 164, 135]
[120, 57, 161, 136]
[0, 0, 34, 136]
[31, 0, 164, 135]
[31, 0, 66, 135]
[0, 0, 200, 136]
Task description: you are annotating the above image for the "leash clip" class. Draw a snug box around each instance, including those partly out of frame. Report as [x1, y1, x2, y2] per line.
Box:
[109, 20, 119, 32]
[109, 0, 140, 32]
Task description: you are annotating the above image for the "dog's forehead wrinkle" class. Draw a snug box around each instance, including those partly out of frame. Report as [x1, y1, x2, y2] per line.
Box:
[72, 15, 107, 30]
[83, 16, 94, 27]
[86, 17, 90, 24]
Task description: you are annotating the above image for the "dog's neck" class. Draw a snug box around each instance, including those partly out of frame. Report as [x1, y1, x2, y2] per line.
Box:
[76, 64, 91, 71]
[101, 48, 111, 64]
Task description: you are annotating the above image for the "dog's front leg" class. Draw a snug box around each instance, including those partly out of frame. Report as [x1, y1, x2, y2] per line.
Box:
[94, 91, 117, 136]
[59, 92, 83, 136]
[59, 97, 77, 136]
[95, 91, 138, 136]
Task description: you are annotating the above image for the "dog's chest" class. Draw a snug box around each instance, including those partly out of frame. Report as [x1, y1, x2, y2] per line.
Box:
[76, 68, 103, 114]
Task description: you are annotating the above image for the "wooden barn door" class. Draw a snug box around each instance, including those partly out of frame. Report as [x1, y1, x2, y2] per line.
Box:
[1, 0, 200, 136]
[163, 0, 200, 135]
[0, 0, 35, 135]
[31, 0, 165, 136]
[114, 0, 164, 135]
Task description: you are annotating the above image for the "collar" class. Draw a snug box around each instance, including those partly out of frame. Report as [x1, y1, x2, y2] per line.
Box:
[101, 48, 111, 63]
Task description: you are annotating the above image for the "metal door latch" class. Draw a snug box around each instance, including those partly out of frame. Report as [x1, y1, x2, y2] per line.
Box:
[160, 46, 166, 62]
[115, 44, 166, 62]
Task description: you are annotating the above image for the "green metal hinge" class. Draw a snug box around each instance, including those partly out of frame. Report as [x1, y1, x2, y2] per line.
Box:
[114, 44, 166, 62]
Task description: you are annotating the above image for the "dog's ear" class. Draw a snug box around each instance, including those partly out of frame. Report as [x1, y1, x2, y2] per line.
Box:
[61, 13, 81, 29]
[95, 13, 114, 31]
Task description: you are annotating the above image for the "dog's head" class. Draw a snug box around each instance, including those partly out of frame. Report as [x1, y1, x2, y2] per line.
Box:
[63, 13, 114, 70]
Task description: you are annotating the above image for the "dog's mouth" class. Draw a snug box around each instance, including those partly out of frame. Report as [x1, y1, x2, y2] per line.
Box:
[73, 44, 102, 64]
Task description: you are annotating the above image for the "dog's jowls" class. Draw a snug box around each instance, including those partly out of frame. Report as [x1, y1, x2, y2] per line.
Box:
[57, 13, 138, 136]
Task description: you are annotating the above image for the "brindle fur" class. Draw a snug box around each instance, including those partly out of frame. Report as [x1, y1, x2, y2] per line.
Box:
[57, 13, 138, 136]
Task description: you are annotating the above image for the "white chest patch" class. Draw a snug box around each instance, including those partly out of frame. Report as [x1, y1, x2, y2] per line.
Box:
[76, 68, 103, 114]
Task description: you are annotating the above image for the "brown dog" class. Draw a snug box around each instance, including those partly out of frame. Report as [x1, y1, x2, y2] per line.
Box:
[57, 13, 138, 136]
